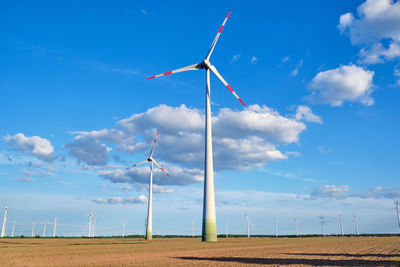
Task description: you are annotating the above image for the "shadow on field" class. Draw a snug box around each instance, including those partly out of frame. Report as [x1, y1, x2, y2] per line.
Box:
[177, 256, 400, 266]
[286, 253, 400, 258]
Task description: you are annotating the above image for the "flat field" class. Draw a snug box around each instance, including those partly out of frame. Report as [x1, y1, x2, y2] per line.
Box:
[0, 236, 399, 266]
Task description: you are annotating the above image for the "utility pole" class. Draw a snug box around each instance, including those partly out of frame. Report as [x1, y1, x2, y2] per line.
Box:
[1, 206, 8, 238]
[53, 217, 57, 237]
[339, 214, 344, 236]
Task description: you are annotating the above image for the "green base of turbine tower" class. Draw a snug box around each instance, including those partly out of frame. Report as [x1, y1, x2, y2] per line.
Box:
[202, 219, 217, 242]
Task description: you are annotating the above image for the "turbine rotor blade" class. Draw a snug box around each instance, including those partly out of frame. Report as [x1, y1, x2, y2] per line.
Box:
[125, 159, 148, 171]
[151, 159, 170, 177]
[205, 11, 231, 60]
[147, 63, 202, 79]
[149, 131, 159, 158]
[208, 64, 245, 106]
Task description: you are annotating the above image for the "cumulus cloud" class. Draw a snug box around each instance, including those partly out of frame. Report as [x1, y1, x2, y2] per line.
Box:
[230, 54, 240, 63]
[3, 133, 55, 162]
[311, 185, 350, 199]
[294, 105, 322, 123]
[16, 177, 34, 183]
[64, 135, 111, 166]
[291, 59, 303, 76]
[66, 104, 307, 171]
[251, 56, 258, 64]
[307, 64, 374, 106]
[92, 195, 146, 205]
[99, 163, 203, 186]
[338, 0, 400, 64]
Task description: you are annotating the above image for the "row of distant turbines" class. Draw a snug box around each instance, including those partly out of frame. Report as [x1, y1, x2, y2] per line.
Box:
[2, 201, 400, 237]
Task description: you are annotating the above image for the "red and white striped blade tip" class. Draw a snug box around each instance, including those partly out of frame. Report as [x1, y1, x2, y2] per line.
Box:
[226, 85, 245, 106]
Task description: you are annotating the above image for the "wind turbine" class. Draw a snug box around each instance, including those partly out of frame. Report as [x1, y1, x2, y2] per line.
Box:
[338, 214, 344, 236]
[53, 217, 57, 238]
[147, 11, 245, 242]
[318, 216, 326, 236]
[244, 213, 250, 238]
[191, 219, 194, 238]
[1, 205, 7, 238]
[122, 222, 125, 237]
[42, 219, 47, 237]
[294, 218, 298, 237]
[273, 217, 278, 237]
[31, 221, 35, 237]
[88, 209, 94, 237]
[352, 213, 359, 236]
[11, 220, 15, 237]
[392, 200, 400, 232]
[125, 131, 170, 240]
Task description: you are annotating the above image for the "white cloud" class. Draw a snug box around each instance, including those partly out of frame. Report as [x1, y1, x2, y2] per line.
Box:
[351, 186, 400, 199]
[67, 104, 307, 171]
[3, 133, 55, 162]
[64, 135, 111, 166]
[281, 55, 290, 63]
[16, 177, 34, 183]
[230, 54, 240, 63]
[307, 64, 374, 106]
[294, 105, 322, 123]
[291, 59, 303, 76]
[338, 0, 400, 64]
[394, 64, 400, 86]
[251, 56, 258, 64]
[92, 195, 147, 205]
[311, 185, 350, 199]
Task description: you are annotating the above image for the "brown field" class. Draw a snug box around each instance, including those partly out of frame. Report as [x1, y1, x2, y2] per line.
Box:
[0, 236, 399, 266]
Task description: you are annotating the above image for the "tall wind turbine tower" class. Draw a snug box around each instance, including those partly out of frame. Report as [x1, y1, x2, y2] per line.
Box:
[88, 209, 93, 237]
[122, 223, 125, 238]
[147, 11, 245, 242]
[318, 216, 326, 236]
[339, 214, 344, 236]
[42, 219, 47, 237]
[1, 205, 7, 238]
[11, 220, 15, 237]
[273, 217, 278, 237]
[294, 218, 298, 237]
[393, 200, 400, 232]
[245, 214, 250, 238]
[53, 217, 57, 237]
[126, 131, 170, 240]
[31, 221, 35, 237]
[191, 220, 194, 238]
[352, 213, 359, 236]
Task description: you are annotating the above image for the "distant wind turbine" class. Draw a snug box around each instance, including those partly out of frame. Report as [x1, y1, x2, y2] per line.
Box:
[88, 209, 94, 237]
[352, 213, 359, 236]
[11, 220, 15, 237]
[42, 219, 47, 237]
[31, 221, 35, 237]
[273, 217, 278, 237]
[392, 200, 400, 232]
[1, 205, 7, 238]
[338, 214, 344, 236]
[122, 222, 125, 237]
[125, 131, 170, 240]
[294, 218, 298, 237]
[318, 216, 326, 236]
[191, 219, 194, 238]
[147, 11, 245, 242]
[53, 217, 57, 237]
[244, 214, 250, 238]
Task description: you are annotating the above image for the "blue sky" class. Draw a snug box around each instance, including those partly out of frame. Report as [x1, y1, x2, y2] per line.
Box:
[1, 0, 400, 237]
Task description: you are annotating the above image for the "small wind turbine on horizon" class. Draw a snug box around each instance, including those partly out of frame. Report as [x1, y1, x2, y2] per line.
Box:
[244, 213, 250, 238]
[11, 220, 15, 237]
[392, 200, 400, 232]
[1, 205, 7, 238]
[53, 217, 57, 237]
[42, 219, 47, 237]
[88, 209, 94, 237]
[273, 217, 278, 237]
[31, 221, 35, 237]
[339, 214, 344, 236]
[318, 216, 326, 236]
[352, 213, 359, 236]
[294, 218, 299, 237]
[125, 131, 170, 240]
[147, 11, 245, 242]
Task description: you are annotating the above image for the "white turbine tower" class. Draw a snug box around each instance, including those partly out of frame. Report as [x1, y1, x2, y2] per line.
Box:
[392, 200, 400, 232]
[294, 218, 298, 237]
[42, 219, 47, 237]
[31, 221, 35, 237]
[244, 214, 250, 238]
[125, 131, 170, 240]
[339, 214, 344, 236]
[53, 217, 57, 238]
[1, 205, 7, 238]
[122, 222, 125, 238]
[352, 213, 359, 236]
[273, 217, 278, 237]
[11, 220, 15, 237]
[88, 209, 94, 237]
[147, 11, 245, 242]
[318, 216, 326, 236]
[191, 219, 194, 238]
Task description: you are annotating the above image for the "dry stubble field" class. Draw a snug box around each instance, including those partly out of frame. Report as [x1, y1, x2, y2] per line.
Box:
[0, 236, 399, 266]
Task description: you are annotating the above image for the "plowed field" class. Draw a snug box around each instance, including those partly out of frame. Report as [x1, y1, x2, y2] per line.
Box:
[1, 236, 399, 266]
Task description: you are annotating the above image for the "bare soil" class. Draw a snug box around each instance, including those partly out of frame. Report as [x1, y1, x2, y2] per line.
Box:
[0, 236, 399, 266]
